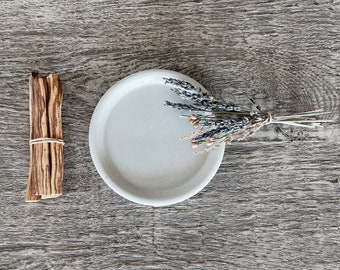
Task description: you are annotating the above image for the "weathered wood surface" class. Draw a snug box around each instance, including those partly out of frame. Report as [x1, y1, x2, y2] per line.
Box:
[0, 0, 339, 269]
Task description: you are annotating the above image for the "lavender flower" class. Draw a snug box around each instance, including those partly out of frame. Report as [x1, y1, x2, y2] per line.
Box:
[164, 77, 333, 151]
[164, 77, 240, 112]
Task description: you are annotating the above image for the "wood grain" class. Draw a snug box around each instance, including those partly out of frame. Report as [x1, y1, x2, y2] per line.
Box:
[0, 0, 339, 269]
[26, 73, 63, 201]
[46, 74, 63, 197]
[26, 73, 49, 201]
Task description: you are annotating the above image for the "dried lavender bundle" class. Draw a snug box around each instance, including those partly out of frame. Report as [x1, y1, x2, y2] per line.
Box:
[164, 77, 332, 151]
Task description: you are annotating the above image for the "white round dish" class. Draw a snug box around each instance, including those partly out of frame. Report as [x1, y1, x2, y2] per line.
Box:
[89, 69, 225, 206]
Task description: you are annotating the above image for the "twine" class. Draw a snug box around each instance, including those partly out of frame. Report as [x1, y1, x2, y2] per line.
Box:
[266, 113, 273, 125]
[30, 138, 65, 145]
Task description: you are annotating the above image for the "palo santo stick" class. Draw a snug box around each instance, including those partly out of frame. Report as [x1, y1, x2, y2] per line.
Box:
[26, 72, 50, 201]
[26, 72, 64, 202]
[46, 74, 63, 198]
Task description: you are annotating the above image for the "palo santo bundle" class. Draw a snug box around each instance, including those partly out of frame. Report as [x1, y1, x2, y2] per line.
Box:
[26, 72, 64, 202]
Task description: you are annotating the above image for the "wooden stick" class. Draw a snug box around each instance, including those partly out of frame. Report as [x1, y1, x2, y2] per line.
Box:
[25, 72, 64, 202]
[46, 74, 63, 198]
[26, 72, 50, 201]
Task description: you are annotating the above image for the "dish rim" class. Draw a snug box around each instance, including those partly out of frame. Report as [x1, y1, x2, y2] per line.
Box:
[89, 69, 225, 206]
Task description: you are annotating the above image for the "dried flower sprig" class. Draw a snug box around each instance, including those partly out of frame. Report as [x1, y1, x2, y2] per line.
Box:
[164, 77, 333, 151]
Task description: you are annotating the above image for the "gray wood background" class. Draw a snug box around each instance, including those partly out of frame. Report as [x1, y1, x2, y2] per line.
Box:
[1, 0, 339, 269]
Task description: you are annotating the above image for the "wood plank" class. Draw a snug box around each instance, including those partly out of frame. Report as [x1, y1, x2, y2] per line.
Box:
[0, 0, 339, 269]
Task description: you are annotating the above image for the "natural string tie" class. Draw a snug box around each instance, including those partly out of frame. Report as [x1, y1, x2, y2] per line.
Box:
[29, 138, 65, 145]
